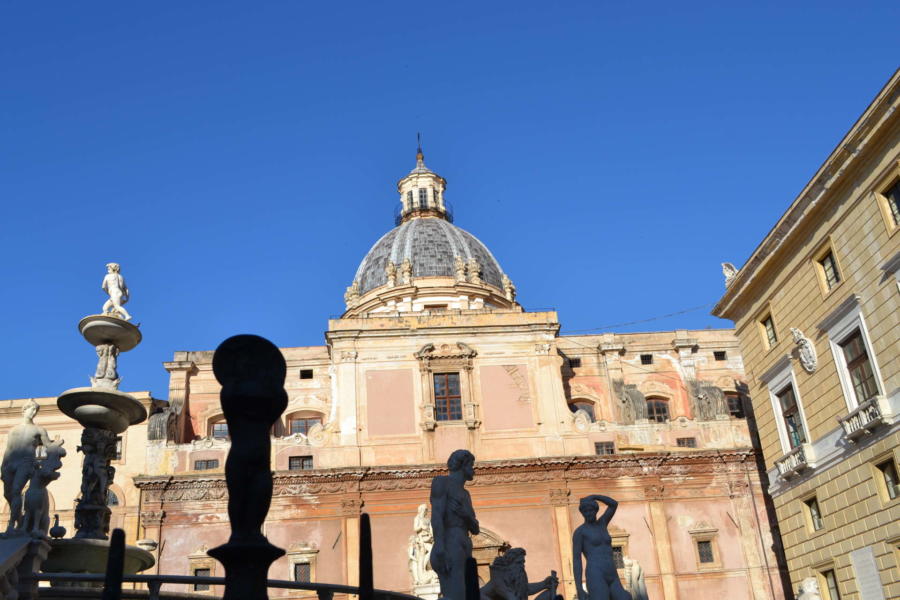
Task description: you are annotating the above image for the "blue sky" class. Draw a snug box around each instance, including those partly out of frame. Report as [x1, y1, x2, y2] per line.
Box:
[2, 2, 898, 400]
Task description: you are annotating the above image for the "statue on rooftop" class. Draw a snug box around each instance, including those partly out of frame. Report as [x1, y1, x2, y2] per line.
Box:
[454, 256, 467, 283]
[430, 449, 479, 600]
[722, 262, 738, 286]
[102, 262, 132, 321]
[2, 400, 55, 535]
[572, 494, 631, 600]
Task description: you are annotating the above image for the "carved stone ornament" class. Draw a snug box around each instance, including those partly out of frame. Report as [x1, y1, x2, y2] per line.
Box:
[344, 280, 360, 308]
[140, 510, 166, 527]
[791, 328, 818, 373]
[722, 262, 738, 287]
[534, 343, 551, 355]
[572, 409, 591, 432]
[643, 484, 665, 500]
[192, 436, 230, 450]
[797, 577, 822, 600]
[548, 488, 570, 506]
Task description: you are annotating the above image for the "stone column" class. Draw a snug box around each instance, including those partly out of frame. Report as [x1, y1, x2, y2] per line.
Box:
[645, 485, 679, 600]
[342, 498, 363, 586]
[139, 510, 166, 574]
[548, 488, 574, 599]
[162, 358, 195, 442]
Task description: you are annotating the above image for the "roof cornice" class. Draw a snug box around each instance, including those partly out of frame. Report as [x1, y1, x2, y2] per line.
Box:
[713, 69, 900, 319]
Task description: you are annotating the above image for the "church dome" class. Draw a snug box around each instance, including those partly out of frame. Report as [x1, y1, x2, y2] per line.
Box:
[342, 145, 518, 316]
[354, 217, 504, 295]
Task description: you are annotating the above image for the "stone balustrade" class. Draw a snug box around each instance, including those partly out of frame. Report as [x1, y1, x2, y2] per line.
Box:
[775, 443, 815, 479]
[838, 396, 889, 442]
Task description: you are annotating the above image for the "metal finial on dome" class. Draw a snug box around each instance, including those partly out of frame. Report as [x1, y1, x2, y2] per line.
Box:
[416, 132, 425, 165]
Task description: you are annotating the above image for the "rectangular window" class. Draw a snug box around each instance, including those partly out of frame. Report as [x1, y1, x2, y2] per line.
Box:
[299, 369, 314, 380]
[288, 456, 314, 471]
[194, 459, 220, 470]
[611, 545, 624, 569]
[877, 459, 899, 500]
[211, 422, 229, 439]
[819, 251, 842, 290]
[676, 437, 697, 448]
[294, 562, 311, 582]
[777, 385, 806, 448]
[418, 188, 428, 208]
[640, 354, 653, 365]
[114, 436, 123, 460]
[646, 399, 669, 423]
[697, 540, 714, 563]
[433, 373, 462, 421]
[822, 569, 841, 600]
[194, 568, 210, 591]
[886, 179, 900, 226]
[805, 496, 824, 531]
[713, 350, 727, 361]
[840, 330, 879, 403]
[289, 417, 322, 436]
[595, 442, 615, 455]
[568, 357, 582, 368]
[762, 315, 778, 348]
[725, 392, 745, 418]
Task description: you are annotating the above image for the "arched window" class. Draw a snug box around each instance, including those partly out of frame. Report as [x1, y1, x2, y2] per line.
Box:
[568, 401, 595, 421]
[287, 412, 323, 437]
[210, 419, 229, 440]
[107, 490, 119, 507]
[646, 397, 670, 423]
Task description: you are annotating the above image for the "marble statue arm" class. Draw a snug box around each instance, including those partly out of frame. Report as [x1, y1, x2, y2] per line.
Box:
[572, 527, 586, 600]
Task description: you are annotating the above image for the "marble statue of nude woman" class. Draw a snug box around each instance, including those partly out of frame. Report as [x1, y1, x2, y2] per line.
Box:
[572, 494, 631, 600]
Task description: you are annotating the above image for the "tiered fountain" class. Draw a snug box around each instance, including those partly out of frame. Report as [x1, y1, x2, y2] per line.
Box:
[42, 263, 154, 579]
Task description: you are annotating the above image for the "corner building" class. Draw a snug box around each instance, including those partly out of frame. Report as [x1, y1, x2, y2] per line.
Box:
[132, 149, 785, 599]
[713, 70, 900, 600]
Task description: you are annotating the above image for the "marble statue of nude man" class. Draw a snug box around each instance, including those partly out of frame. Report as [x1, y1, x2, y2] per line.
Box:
[430, 449, 479, 600]
[2, 400, 55, 535]
[102, 262, 132, 321]
[572, 494, 631, 600]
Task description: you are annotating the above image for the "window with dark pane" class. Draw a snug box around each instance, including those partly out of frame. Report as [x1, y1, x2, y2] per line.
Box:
[697, 540, 714, 563]
[676, 437, 697, 448]
[289, 417, 322, 436]
[433, 373, 462, 421]
[107, 490, 119, 506]
[569, 401, 595, 421]
[877, 459, 899, 500]
[595, 442, 615, 455]
[840, 330, 879, 403]
[713, 351, 727, 361]
[805, 497, 824, 531]
[407, 190, 413, 207]
[886, 179, 900, 226]
[289, 455, 314, 471]
[194, 459, 219, 470]
[418, 188, 428, 208]
[725, 392, 745, 418]
[568, 357, 582, 368]
[611, 545, 624, 569]
[294, 562, 311, 582]
[819, 251, 841, 290]
[646, 398, 669, 423]
[211, 422, 229, 440]
[640, 354, 653, 365]
[762, 315, 778, 347]
[299, 369, 314, 380]
[114, 436, 123, 460]
[823, 569, 841, 600]
[193, 568, 211, 591]
[777, 385, 806, 448]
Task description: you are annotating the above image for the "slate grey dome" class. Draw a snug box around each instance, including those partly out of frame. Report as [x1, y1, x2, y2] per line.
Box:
[354, 217, 504, 295]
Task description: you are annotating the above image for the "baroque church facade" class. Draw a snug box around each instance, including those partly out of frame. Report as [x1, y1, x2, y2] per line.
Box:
[1, 150, 786, 599]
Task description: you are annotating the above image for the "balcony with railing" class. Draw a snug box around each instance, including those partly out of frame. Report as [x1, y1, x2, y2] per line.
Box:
[775, 443, 816, 479]
[838, 396, 891, 442]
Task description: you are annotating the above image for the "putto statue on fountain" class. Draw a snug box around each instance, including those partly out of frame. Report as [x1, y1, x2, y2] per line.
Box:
[102, 262, 132, 321]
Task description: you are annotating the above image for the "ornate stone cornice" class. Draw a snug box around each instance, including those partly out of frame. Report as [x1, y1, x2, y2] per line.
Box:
[135, 450, 758, 502]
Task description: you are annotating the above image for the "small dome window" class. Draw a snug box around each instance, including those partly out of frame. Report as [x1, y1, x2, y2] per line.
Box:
[418, 188, 428, 209]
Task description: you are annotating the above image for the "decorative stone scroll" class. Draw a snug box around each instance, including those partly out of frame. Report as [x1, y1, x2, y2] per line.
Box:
[791, 328, 818, 373]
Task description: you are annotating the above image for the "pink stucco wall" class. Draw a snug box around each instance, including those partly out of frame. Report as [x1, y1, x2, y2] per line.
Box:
[480, 365, 534, 431]
[366, 369, 416, 436]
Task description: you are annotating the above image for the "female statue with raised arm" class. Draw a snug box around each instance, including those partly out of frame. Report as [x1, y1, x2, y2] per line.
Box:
[572, 494, 631, 600]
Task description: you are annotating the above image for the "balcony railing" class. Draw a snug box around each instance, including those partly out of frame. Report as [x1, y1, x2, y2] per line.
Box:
[838, 396, 890, 442]
[775, 443, 815, 479]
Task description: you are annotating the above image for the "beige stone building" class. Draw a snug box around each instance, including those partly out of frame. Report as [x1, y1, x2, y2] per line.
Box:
[3, 148, 787, 599]
[713, 70, 900, 600]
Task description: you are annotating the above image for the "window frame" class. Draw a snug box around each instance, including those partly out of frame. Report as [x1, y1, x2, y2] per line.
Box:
[210, 421, 229, 440]
[194, 459, 220, 471]
[760, 313, 778, 350]
[288, 416, 323, 437]
[639, 354, 653, 365]
[676, 437, 697, 448]
[689, 525, 721, 571]
[872, 455, 900, 504]
[433, 372, 463, 422]
[713, 350, 727, 361]
[569, 400, 596, 422]
[594, 441, 615, 455]
[873, 160, 900, 235]
[819, 295, 885, 412]
[645, 397, 670, 423]
[724, 392, 745, 418]
[803, 495, 825, 532]
[818, 568, 842, 600]
[760, 357, 810, 455]
[811, 238, 844, 296]
[299, 369, 314, 380]
[288, 455, 314, 471]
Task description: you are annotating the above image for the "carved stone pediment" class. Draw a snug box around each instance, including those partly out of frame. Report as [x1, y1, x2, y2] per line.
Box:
[415, 342, 477, 363]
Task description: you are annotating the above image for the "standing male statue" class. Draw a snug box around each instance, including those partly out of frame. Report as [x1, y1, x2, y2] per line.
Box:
[102, 262, 132, 321]
[2, 400, 55, 535]
[572, 494, 631, 600]
[430, 449, 479, 600]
